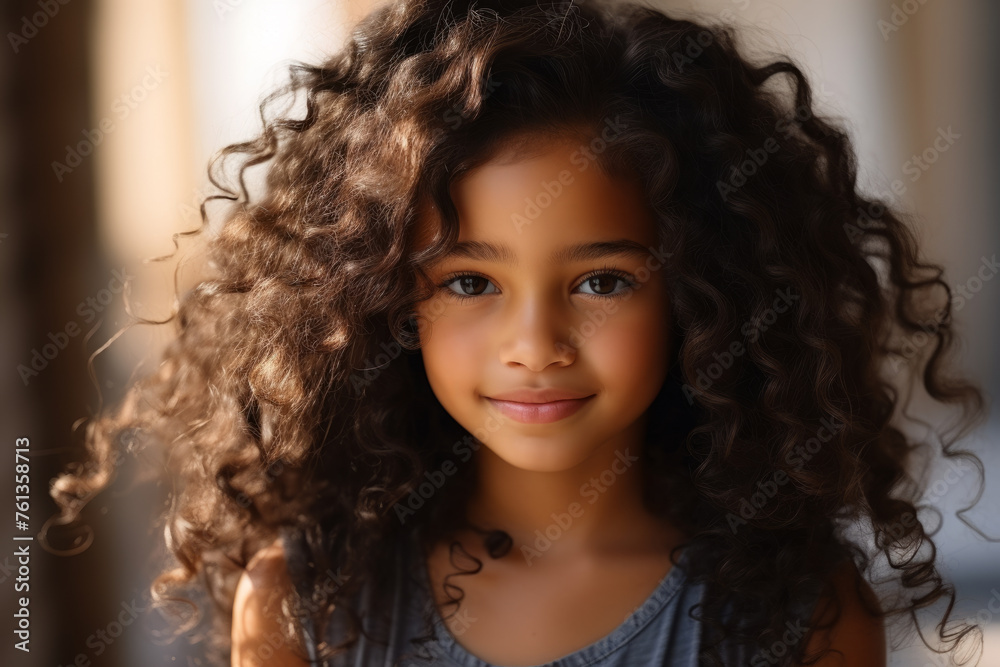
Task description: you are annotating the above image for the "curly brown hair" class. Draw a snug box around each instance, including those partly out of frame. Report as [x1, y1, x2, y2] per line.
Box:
[46, 0, 994, 665]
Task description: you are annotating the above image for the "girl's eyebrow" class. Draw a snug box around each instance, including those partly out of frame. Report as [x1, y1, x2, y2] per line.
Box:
[441, 239, 653, 267]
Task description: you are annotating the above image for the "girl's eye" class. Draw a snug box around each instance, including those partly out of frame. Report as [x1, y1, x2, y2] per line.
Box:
[576, 271, 636, 298]
[437, 269, 636, 301]
[440, 274, 498, 299]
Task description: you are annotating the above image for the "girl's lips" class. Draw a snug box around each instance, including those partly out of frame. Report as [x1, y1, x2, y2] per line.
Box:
[485, 396, 595, 424]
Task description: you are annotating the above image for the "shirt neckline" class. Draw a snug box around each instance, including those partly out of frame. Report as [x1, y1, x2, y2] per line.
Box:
[406, 528, 690, 667]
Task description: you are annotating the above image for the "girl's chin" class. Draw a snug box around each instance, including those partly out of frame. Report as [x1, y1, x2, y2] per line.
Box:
[478, 438, 603, 471]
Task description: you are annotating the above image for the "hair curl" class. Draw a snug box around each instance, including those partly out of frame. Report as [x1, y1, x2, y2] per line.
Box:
[47, 0, 995, 665]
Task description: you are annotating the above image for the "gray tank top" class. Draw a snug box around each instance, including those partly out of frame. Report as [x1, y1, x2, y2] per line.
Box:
[279, 525, 822, 666]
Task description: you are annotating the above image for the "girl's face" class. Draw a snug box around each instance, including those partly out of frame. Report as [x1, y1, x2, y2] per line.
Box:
[414, 135, 672, 472]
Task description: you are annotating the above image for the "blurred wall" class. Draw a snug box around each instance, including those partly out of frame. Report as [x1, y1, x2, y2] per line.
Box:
[2, 1, 106, 666]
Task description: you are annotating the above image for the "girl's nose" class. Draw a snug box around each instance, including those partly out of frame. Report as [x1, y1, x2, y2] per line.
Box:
[496, 294, 577, 372]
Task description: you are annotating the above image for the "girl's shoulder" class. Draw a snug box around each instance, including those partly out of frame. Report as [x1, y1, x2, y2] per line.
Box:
[796, 559, 886, 666]
[231, 536, 311, 667]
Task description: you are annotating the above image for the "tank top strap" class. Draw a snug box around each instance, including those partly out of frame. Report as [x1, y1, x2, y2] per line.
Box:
[278, 524, 322, 664]
[279, 525, 418, 666]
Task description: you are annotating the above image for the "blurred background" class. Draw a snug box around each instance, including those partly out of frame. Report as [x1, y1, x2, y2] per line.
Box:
[1, 0, 997, 665]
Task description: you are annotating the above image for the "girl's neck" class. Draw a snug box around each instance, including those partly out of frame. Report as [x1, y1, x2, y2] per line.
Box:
[464, 415, 680, 566]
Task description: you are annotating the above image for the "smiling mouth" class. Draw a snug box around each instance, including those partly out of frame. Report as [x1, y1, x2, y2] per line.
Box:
[484, 396, 595, 424]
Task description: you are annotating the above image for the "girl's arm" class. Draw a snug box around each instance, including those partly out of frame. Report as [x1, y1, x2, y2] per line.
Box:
[797, 561, 887, 666]
[231, 539, 310, 667]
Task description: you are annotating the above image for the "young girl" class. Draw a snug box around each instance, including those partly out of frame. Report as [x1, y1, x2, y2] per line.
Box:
[48, 0, 993, 665]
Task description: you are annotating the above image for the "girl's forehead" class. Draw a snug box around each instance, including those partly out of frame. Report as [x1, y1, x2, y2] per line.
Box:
[452, 147, 653, 237]
[410, 133, 656, 259]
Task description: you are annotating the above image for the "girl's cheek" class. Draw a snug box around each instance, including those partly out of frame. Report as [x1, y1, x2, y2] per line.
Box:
[418, 308, 489, 398]
[581, 299, 670, 383]
[578, 292, 667, 342]
[420, 303, 492, 350]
